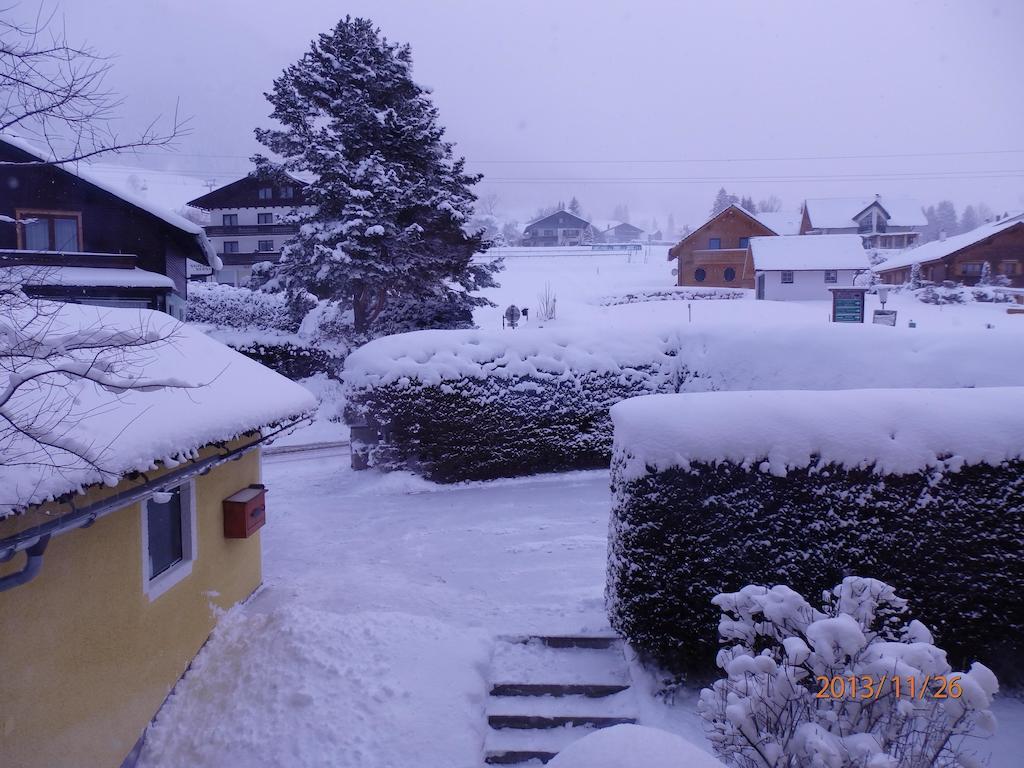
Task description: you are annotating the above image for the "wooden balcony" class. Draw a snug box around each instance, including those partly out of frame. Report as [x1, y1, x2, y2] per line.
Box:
[0, 249, 137, 269]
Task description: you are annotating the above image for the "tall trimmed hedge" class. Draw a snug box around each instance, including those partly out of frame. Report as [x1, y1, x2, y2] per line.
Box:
[606, 457, 1024, 684]
[346, 365, 683, 481]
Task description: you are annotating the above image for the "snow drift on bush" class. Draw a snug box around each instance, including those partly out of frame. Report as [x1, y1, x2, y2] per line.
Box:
[610, 387, 1024, 481]
[343, 322, 1024, 481]
[186, 281, 295, 331]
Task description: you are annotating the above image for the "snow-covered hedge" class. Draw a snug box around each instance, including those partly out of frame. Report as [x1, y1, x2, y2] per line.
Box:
[187, 282, 297, 332]
[342, 323, 1024, 481]
[606, 388, 1024, 683]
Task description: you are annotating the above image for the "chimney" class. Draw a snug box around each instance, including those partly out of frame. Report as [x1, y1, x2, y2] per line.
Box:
[939, 229, 947, 241]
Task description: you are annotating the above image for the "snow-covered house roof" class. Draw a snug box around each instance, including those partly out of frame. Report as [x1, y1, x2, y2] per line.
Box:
[7, 265, 176, 289]
[874, 218, 1024, 272]
[0, 134, 221, 270]
[750, 210, 801, 236]
[524, 210, 591, 230]
[0, 301, 316, 517]
[750, 234, 869, 271]
[803, 196, 927, 230]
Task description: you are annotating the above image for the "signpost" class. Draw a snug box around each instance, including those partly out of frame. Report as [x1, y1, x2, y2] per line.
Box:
[829, 287, 867, 323]
[872, 309, 898, 326]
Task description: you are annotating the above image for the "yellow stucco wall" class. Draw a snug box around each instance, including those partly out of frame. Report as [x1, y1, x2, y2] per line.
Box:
[0, 442, 264, 768]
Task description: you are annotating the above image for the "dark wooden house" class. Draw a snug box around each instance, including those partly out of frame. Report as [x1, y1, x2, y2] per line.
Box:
[522, 211, 592, 247]
[0, 136, 217, 318]
[874, 215, 1024, 287]
[668, 205, 778, 288]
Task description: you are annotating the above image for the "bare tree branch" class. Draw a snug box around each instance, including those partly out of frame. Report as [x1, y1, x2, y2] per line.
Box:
[0, 2, 190, 166]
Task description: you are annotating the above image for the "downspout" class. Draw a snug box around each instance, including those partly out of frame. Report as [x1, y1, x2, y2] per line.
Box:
[0, 534, 50, 592]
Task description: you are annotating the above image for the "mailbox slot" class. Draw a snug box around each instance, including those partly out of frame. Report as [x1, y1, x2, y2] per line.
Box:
[223, 484, 266, 539]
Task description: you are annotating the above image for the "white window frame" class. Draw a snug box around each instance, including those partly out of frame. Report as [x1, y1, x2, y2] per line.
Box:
[781, 270, 795, 284]
[141, 481, 197, 601]
[824, 270, 838, 283]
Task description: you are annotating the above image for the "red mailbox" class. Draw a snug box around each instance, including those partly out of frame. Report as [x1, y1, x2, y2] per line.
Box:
[223, 484, 266, 539]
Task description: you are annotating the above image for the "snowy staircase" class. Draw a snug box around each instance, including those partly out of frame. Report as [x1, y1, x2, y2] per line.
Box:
[483, 635, 637, 765]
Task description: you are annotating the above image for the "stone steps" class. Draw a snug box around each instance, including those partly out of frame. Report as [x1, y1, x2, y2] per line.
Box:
[483, 635, 636, 765]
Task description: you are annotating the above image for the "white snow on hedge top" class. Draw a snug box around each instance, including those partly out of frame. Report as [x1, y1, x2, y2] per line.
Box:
[750, 234, 869, 271]
[343, 321, 1024, 392]
[611, 387, 1024, 480]
[0, 302, 316, 517]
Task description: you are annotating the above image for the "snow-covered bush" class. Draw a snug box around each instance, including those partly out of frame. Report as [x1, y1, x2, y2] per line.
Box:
[229, 339, 339, 382]
[187, 282, 296, 332]
[606, 388, 1024, 683]
[343, 323, 1024, 482]
[698, 578, 999, 768]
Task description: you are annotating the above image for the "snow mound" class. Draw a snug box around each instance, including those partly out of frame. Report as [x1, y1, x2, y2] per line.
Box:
[343, 322, 1024, 391]
[546, 724, 726, 768]
[611, 387, 1024, 480]
[139, 605, 491, 768]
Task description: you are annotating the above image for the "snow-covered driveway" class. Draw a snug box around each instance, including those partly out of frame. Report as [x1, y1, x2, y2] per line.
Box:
[138, 452, 616, 768]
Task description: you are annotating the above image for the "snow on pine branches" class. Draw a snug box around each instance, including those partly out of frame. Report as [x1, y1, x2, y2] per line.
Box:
[252, 16, 501, 339]
[698, 577, 999, 768]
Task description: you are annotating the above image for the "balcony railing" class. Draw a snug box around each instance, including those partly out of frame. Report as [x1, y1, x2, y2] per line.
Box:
[204, 224, 299, 237]
[0, 249, 137, 269]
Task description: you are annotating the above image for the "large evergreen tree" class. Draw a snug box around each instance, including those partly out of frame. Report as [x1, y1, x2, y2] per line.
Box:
[253, 17, 501, 337]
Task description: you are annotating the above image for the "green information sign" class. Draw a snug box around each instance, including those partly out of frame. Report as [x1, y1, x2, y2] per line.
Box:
[830, 288, 866, 323]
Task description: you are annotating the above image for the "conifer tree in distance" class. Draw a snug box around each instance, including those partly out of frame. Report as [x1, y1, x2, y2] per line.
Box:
[254, 17, 501, 338]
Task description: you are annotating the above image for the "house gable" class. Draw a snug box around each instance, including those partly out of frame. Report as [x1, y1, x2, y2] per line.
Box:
[524, 211, 591, 232]
[187, 174, 309, 210]
[670, 205, 776, 258]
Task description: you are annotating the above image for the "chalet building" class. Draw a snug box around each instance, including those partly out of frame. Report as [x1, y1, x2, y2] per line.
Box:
[600, 221, 645, 243]
[522, 210, 592, 246]
[751, 234, 869, 301]
[874, 215, 1024, 287]
[800, 195, 926, 251]
[188, 175, 314, 287]
[0, 135, 219, 319]
[667, 205, 780, 288]
[0, 304, 314, 768]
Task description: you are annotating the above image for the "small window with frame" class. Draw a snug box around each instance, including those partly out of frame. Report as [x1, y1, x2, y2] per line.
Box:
[257, 213, 274, 225]
[222, 213, 238, 226]
[781, 271, 795, 284]
[258, 239, 274, 252]
[738, 237, 750, 249]
[824, 270, 838, 283]
[279, 186, 294, 199]
[18, 210, 82, 251]
[709, 238, 722, 249]
[223, 241, 239, 254]
[142, 483, 196, 601]
[258, 187, 273, 200]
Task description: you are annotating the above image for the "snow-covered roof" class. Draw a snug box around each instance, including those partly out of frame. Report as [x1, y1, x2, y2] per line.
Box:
[524, 210, 591, 229]
[750, 234, 869, 271]
[750, 210, 801, 236]
[611, 387, 1024, 481]
[803, 196, 927, 229]
[874, 218, 1024, 271]
[0, 134, 221, 271]
[0, 301, 316, 516]
[9, 265, 175, 289]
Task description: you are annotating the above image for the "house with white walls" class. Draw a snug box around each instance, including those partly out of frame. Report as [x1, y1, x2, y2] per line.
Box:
[751, 234, 869, 300]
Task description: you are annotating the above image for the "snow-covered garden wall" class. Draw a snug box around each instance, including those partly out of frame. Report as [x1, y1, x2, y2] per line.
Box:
[342, 324, 1024, 481]
[606, 388, 1024, 683]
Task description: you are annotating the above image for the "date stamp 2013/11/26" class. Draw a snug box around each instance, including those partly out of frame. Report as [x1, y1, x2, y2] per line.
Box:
[815, 675, 963, 701]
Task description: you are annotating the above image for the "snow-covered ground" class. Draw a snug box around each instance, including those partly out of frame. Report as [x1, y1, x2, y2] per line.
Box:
[139, 453, 1024, 768]
[474, 246, 1023, 334]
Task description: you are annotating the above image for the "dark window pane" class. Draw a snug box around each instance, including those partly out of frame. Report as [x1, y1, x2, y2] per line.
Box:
[54, 218, 78, 250]
[694, 268, 706, 282]
[724, 267, 736, 282]
[709, 238, 721, 249]
[147, 488, 183, 578]
[24, 219, 49, 250]
[738, 237, 749, 249]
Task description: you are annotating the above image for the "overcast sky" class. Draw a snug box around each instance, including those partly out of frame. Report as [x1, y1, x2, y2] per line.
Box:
[18, 0, 1024, 228]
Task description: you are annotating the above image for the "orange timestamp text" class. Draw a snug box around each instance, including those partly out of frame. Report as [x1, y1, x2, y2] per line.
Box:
[814, 674, 963, 700]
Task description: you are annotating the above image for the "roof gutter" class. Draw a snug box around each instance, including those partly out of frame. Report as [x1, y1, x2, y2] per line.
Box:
[0, 420, 305, 590]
